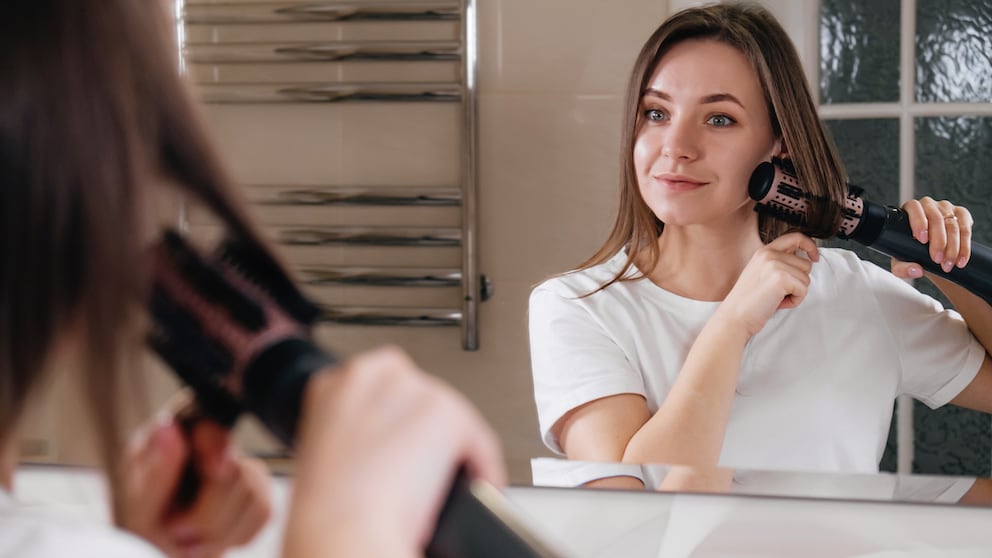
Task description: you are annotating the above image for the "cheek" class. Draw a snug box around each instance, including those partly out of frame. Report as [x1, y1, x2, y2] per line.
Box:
[632, 133, 654, 176]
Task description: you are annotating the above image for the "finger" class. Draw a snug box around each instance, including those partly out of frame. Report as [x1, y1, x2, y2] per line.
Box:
[174, 453, 271, 549]
[222, 459, 272, 546]
[190, 419, 232, 478]
[955, 207, 974, 268]
[901, 199, 928, 243]
[890, 259, 924, 279]
[124, 420, 189, 531]
[777, 272, 812, 309]
[936, 200, 960, 272]
[921, 198, 949, 263]
[768, 232, 819, 262]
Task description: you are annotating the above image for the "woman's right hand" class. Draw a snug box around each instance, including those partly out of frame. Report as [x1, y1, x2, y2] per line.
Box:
[721, 232, 820, 337]
[283, 346, 506, 558]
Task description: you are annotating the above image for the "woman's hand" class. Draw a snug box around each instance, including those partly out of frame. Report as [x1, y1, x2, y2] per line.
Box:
[283, 346, 506, 558]
[119, 417, 272, 558]
[721, 232, 820, 337]
[892, 196, 974, 278]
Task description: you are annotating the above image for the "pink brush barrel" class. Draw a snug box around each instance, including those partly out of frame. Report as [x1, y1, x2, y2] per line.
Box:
[748, 161, 864, 237]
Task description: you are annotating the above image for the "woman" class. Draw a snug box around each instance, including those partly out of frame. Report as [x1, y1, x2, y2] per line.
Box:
[529, 2, 992, 489]
[0, 0, 503, 556]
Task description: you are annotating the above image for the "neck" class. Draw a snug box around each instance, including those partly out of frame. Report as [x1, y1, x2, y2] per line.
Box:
[648, 219, 764, 301]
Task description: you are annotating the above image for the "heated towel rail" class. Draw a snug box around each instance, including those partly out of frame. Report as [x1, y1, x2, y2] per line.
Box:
[176, 0, 489, 350]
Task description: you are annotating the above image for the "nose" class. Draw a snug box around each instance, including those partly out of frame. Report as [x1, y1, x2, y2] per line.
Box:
[660, 118, 699, 161]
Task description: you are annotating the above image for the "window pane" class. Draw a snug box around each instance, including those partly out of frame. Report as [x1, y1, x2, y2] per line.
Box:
[820, 0, 901, 103]
[916, 0, 992, 102]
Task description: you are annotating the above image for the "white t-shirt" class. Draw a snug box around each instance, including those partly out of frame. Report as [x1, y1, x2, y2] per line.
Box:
[0, 490, 162, 558]
[529, 248, 985, 473]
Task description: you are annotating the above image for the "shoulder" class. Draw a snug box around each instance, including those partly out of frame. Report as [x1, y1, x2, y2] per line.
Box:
[813, 246, 933, 300]
[814, 247, 881, 276]
[812, 247, 909, 292]
[531, 252, 632, 302]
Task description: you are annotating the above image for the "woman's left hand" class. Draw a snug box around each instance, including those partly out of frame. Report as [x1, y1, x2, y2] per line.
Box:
[119, 415, 273, 558]
[891, 196, 975, 278]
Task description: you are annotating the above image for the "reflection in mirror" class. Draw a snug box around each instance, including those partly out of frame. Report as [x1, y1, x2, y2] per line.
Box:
[528, 0, 992, 502]
[531, 457, 992, 507]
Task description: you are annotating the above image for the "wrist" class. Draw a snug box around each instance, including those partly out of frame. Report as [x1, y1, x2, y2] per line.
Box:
[707, 306, 758, 345]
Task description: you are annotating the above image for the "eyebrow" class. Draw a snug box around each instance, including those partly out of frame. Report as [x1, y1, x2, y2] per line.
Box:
[642, 88, 746, 109]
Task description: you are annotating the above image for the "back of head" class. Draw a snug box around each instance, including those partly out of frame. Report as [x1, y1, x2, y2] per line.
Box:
[0, 0, 263, 482]
[590, 1, 848, 280]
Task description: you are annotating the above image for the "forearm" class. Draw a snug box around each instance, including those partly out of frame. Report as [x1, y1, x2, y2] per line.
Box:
[929, 273, 992, 352]
[623, 310, 750, 467]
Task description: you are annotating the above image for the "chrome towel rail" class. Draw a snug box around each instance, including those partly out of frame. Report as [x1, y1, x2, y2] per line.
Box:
[185, 41, 461, 63]
[250, 186, 461, 206]
[299, 266, 461, 287]
[320, 306, 461, 326]
[199, 82, 460, 103]
[278, 227, 461, 247]
[185, 1, 460, 24]
[178, 0, 486, 349]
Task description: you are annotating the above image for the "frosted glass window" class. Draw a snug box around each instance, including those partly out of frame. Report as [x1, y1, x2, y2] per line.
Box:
[820, 0, 901, 103]
[916, 0, 992, 102]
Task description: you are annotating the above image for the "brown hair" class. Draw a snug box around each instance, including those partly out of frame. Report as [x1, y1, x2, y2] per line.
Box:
[0, 0, 272, 511]
[579, 2, 847, 291]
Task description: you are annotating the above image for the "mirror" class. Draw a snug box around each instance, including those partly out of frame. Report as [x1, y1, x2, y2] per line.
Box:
[177, 0, 991, 504]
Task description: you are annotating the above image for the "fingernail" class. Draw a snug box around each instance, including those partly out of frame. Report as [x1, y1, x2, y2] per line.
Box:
[942, 260, 953, 273]
[935, 251, 944, 264]
[958, 257, 967, 268]
[919, 230, 928, 243]
[908, 265, 923, 278]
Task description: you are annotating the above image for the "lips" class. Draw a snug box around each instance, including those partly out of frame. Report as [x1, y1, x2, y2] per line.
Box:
[655, 173, 707, 191]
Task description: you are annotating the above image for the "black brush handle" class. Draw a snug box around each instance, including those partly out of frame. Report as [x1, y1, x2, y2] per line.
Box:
[861, 203, 992, 306]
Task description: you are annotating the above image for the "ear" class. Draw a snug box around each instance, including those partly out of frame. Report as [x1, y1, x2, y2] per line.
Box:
[775, 137, 788, 159]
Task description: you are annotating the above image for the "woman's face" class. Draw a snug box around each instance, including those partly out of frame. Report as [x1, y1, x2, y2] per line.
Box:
[634, 38, 780, 229]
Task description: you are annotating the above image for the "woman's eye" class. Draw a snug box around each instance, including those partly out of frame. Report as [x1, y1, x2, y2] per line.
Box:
[707, 114, 736, 127]
[644, 109, 666, 122]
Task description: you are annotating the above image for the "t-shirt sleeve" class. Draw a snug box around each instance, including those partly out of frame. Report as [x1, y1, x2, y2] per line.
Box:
[865, 262, 985, 408]
[529, 282, 646, 454]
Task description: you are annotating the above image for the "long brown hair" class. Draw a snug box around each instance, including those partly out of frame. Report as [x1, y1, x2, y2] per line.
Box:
[0, 0, 273, 511]
[579, 2, 847, 291]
